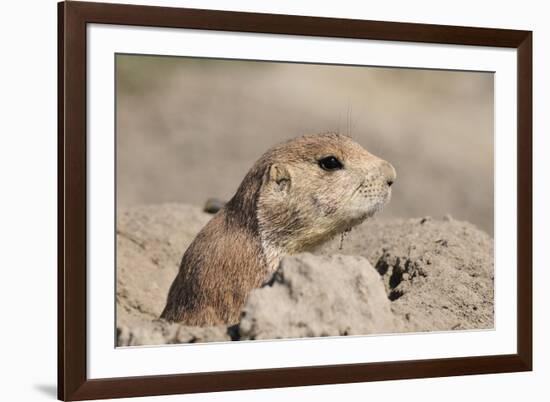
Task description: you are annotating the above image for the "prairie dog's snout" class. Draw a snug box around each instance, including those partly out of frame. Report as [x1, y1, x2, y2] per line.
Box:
[379, 160, 396, 187]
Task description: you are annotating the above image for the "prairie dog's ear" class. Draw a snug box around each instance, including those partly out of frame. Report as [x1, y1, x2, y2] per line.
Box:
[267, 163, 291, 192]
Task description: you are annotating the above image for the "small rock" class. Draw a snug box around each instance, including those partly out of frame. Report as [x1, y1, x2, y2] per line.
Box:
[203, 198, 226, 214]
[420, 217, 431, 224]
[435, 239, 448, 247]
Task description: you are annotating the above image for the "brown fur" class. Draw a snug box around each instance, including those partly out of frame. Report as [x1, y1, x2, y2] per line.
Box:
[161, 133, 396, 325]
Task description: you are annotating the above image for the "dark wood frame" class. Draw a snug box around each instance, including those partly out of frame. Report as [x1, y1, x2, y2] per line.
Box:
[58, 1, 532, 400]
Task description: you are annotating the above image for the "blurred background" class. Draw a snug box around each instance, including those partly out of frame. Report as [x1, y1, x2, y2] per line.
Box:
[116, 55, 494, 234]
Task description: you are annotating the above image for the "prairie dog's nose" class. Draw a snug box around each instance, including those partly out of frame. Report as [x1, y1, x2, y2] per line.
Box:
[380, 160, 396, 187]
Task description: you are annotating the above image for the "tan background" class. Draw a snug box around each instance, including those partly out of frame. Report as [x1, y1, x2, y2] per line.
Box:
[116, 55, 494, 233]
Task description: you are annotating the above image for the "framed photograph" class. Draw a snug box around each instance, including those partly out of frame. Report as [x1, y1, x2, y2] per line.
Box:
[58, 1, 532, 400]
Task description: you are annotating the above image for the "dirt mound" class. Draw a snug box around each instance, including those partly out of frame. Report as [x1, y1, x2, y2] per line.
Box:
[317, 215, 494, 332]
[116, 204, 493, 346]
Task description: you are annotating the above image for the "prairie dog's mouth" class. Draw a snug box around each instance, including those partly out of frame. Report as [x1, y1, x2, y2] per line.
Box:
[351, 198, 386, 223]
[369, 200, 386, 214]
[366, 192, 391, 214]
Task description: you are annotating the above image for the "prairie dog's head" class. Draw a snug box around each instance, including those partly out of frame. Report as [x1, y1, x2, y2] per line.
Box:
[251, 133, 396, 253]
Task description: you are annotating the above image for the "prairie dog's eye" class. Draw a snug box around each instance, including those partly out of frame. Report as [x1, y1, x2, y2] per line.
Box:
[318, 156, 343, 171]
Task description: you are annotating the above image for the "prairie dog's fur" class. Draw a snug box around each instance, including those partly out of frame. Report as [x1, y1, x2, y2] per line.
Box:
[160, 133, 396, 325]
